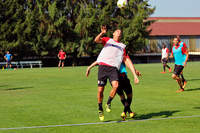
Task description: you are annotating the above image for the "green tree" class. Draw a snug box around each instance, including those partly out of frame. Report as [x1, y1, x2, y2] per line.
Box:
[0, 0, 154, 65]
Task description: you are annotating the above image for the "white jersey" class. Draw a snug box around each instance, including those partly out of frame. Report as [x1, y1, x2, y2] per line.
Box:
[161, 48, 169, 59]
[97, 38, 126, 69]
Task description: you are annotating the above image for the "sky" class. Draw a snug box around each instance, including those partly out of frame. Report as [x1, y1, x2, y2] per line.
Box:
[148, 0, 200, 17]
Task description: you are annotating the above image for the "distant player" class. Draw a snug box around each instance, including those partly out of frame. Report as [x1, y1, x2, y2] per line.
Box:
[4, 51, 13, 69]
[93, 25, 139, 121]
[161, 43, 171, 73]
[57, 49, 66, 69]
[170, 37, 189, 92]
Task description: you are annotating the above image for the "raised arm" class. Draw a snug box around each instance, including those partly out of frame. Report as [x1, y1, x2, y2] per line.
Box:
[94, 26, 107, 43]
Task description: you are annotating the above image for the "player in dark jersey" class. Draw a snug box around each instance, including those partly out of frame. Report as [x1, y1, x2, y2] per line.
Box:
[116, 62, 141, 120]
[170, 37, 189, 92]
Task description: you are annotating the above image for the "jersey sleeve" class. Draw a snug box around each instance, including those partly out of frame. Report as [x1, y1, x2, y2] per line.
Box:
[101, 37, 110, 46]
[123, 49, 129, 58]
[182, 46, 187, 54]
[166, 48, 169, 53]
[182, 42, 187, 48]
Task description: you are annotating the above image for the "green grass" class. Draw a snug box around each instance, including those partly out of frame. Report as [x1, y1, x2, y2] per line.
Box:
[0, 62, 200, 133]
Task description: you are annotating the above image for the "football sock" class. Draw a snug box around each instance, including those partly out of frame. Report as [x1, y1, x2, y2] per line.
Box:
[180, 74, 186, 82]
[163, 65, 166, 71]
[166, 65, 170, 69]
[98, 103, 103, 111]
[120, 99, 126, 106]
[107, 96, 113, 105]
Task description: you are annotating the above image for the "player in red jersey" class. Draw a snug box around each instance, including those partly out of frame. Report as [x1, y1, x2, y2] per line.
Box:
[57, 49, 66, 69]
[94, 25, 139, 121]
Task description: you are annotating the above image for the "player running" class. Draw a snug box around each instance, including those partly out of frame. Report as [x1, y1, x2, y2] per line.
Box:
[170, 37, 189, 92]
[161, 43, 171, 73]
[93, 25, 139, 121]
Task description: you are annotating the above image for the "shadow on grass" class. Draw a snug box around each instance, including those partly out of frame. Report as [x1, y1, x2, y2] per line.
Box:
[193, 107, 200, 109]
[0, 85, 8, 87]
[185, 88, 200, 92]
[186, 79, 200, 82]
[104, 110, 180, 122]
[134, 110, 180, 120]
[4, 86, 33, 91]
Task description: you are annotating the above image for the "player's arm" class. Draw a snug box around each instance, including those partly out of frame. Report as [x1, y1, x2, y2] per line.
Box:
[183, 49, 189, 67]
[94, 25, 107, 44]
[169, 49, 173, 58]
[86, 61, 98, 77]
[166, 48, 169, 59]
[123, 56, 139, 84]
[4, 56, 6, 60]
[64, 53, 66, 59]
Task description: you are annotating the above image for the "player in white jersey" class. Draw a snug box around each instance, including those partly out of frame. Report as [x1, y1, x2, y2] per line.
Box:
[161, 43, 171, 73]
[94, 25, 139, 121]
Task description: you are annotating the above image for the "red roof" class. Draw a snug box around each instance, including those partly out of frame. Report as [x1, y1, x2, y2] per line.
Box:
[147, 17, 200, 36]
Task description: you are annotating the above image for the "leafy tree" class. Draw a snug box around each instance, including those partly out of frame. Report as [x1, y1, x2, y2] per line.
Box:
[0, 0, 154, 65]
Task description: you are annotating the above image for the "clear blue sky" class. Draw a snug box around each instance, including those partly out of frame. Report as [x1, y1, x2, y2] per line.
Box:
[148, 0, 200, 17]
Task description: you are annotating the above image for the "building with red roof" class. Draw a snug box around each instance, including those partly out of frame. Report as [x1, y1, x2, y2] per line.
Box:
[146, 17, 200, 54]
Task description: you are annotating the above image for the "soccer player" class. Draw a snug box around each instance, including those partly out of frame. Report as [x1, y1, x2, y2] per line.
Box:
[170, 37, 189, 92]
[57, 49, 66, 69]
[175, 35, 187, 88]
[4, 51, 13, 69]
[93, 25, 139, 121]
[86, 59, 141, 121]
[161, 43, 171, 73]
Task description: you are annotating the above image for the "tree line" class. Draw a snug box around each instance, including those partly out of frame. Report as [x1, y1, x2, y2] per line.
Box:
[0, 0, 154, 65]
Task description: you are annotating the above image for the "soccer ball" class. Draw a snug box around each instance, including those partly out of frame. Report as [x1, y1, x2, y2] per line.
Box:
[117, 0, 128, 8]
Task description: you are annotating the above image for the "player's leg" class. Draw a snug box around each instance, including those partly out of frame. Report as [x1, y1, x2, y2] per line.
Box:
[165, 59, 171, 72]
[180, 72, 187, 88]
[123, 77, 135, 118]
[61, 60, 64, 68]
[105, 67, 119, 112]
[58, 60, 61, 68]
[97, 86, 105, 121]
[106, 80, 118, 112]
[97, 65, 107, 121]
[172, 65, 184, 92]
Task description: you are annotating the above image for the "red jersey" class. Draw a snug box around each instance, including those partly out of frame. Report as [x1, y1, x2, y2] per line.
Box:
[58, 51, 66, 60]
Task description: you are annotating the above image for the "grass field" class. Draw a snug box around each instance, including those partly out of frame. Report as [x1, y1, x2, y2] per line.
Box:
[0, 62, 200, 133]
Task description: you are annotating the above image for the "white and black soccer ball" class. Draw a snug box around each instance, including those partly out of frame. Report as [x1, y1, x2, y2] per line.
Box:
[117, 0, 128, 8]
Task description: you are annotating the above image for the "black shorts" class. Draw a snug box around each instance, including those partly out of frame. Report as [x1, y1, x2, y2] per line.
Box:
[98, 65, 119, 86]
[6, 60, 11, 65]
[117, 73, 132, 96]
[59, 59, 65, 63]
[162, 58, 168, 64]
[173, 64, 184, 76]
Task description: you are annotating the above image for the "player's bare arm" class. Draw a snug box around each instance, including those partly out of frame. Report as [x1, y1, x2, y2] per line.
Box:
[123, 57, 139, 84]
[94, 26, 107, 43]
[183, 50, 189, 67]
[86, 61, 98, 77]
